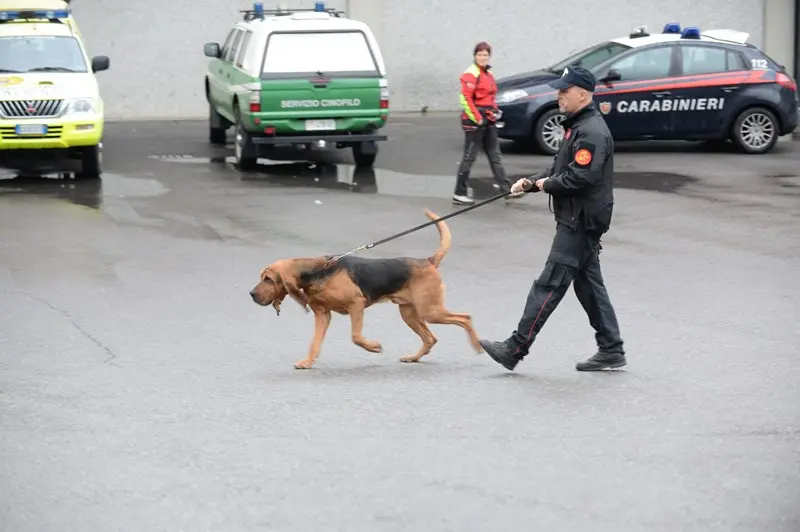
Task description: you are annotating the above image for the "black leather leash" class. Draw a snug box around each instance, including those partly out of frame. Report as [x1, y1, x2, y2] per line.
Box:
[329, 184, 538, 261]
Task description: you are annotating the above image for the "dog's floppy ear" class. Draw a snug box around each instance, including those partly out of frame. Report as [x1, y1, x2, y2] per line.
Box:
[268, 264, 310, 313]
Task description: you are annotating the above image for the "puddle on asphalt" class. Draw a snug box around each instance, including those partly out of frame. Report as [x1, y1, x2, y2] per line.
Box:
[149, 153, 697, 199]
[0, 169, 168, 209]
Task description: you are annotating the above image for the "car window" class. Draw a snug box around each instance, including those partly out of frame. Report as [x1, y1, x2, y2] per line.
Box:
[681, 46, 728, 75]
[262, 31, 378, 76]
[610, 46, 672, 81]
[549, 41, 632, 72]
[225, 29, 244, 63]
[726, 51, 750, 71]
[235, 31, 251, 68]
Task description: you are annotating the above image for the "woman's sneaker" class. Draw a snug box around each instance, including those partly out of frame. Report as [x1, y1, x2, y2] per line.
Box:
[452, 194, 475, 205]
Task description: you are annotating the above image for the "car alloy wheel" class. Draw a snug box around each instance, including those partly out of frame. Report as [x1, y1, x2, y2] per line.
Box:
[542, 114, 566, 152]
[739, 111, 775, 151]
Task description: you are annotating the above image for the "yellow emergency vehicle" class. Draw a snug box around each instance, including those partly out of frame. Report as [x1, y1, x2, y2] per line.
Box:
[0, 0, 110, 178]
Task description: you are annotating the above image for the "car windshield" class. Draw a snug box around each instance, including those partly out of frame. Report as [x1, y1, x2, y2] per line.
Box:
[547, 41, 632, 73]
[261, 30, 379, 77]
[0, 36, 87, 73]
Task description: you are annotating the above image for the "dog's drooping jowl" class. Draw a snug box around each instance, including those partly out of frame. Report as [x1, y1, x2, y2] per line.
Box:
[249, 209, 483, 369]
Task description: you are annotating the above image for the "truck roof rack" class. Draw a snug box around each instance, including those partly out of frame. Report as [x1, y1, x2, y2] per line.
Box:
[241, 2, 345, 22]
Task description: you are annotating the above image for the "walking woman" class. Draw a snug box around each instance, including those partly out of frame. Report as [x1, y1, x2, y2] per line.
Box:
[452, 41, 521, 205]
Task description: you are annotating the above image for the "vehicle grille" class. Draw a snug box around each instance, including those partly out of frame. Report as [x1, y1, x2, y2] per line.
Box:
[0, 126, 63, 139]
[0, 99, 65, 118]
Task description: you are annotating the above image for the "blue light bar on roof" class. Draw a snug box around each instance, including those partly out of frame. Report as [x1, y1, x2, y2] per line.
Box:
[662, 23, 681, 34]
[681, 26, 701, 39]
[0, 8, 70, 20]
[253, 2, 264, 19]
[314, 1, 325, 11]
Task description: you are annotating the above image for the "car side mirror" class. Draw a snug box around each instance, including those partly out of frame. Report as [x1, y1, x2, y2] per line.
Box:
[91, 55, 110, 72]
[204, 42, 221, 58]
[601, 69, 621, 83]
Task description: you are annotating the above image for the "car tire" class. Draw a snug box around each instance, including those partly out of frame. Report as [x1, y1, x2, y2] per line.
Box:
[209, 103, 227, 145]
[532, 108, 566, 155]
[352, 141, 378, 167]
[731, 107, 779, 154]
[75, 145, 101, 179]
[233, 109, 258, 171]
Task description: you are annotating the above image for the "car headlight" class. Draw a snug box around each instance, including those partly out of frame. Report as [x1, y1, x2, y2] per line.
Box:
[497, 89, 528, 104]
[64, 98, 96, 114]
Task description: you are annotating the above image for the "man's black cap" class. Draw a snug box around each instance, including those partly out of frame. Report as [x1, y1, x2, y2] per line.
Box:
[548, 65, 597, 92]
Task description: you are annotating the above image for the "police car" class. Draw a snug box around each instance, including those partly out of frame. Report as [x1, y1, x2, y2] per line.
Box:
[204, 2, 389, 170]
[0, 0, 110, 178]
[496, 24, 799, 155]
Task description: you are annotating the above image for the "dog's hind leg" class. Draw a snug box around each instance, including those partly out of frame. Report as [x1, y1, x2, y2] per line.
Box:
[294, 308, 332, 369]
[348, 300, 383, 354]
[398, 304, 437, 363]
[418, 306, 483, 354]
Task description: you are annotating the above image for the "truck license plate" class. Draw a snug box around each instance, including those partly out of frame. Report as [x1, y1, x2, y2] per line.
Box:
[15, 124, 47, 135]
[305, 119, 335, 131]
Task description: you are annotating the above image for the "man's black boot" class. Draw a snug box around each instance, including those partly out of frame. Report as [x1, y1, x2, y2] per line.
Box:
[479, 339, 520, 371]
[575, 351, 626, 371]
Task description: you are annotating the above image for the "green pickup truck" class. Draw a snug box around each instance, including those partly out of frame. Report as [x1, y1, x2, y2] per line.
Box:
[204, 2, 390, 170]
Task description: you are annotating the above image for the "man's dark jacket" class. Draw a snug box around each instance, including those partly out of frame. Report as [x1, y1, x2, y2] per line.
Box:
[532, 102, 615, 237]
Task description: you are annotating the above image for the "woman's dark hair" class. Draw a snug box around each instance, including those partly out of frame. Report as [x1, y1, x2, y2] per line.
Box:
[473, 41, 492, 55]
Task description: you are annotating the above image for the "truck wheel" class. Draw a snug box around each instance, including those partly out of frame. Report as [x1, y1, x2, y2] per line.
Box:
[234, 110, 258, 171]
[75, 145, 101, 179]
[731, 107, 779, 154]
[209, 103, 227, 145]
[352, 141, 377, 167]
[532, 108, 565, 155]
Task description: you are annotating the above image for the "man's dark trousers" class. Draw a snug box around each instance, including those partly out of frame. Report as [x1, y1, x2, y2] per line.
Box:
[508, 224, 624, 359]
[454, 123, 511, 196]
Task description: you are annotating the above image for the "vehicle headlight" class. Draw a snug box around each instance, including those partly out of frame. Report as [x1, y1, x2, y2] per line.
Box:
[65, 98, 96, 114]
[497, 89, 528, 104]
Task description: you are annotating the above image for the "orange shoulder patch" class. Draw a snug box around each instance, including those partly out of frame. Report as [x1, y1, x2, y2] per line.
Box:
[574, 148, 592, 166]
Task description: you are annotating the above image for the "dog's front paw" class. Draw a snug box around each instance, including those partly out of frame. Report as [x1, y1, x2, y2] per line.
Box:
[293, 358, 314, 369]
[365, 341, 383, 354]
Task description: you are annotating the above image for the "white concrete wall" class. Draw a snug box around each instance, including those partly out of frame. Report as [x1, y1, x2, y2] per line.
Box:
[70, 0, 765, 119]
[762, 0, 796, 76]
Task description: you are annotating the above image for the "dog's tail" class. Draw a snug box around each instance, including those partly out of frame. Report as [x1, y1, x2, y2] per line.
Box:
[424, 209, 451, 268]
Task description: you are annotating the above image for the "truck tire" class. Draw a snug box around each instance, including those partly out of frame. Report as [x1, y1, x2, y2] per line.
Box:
[75, 145, 101, 179]
[233, 109, 258, 171]
[731, 107, 779, 154]
[209, 103, 227, 145]
[352, 141, 377, 167]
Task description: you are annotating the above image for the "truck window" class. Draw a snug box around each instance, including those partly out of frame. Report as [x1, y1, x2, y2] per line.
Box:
[0, 36, 88, 73]
[261, 30, 379, 77]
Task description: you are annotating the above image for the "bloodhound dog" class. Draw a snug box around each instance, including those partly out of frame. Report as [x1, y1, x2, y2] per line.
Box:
[249, 209, 484, 369]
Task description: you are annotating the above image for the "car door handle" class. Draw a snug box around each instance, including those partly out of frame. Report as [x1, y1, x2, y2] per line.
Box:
[720, 86, 740, 93]
[653, 91, 671, 97]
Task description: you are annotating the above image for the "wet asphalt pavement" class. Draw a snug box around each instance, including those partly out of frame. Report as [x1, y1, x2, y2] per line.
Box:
[1, 115, 799, 531]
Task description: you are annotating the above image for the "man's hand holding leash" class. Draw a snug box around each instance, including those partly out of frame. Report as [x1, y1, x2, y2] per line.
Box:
[510, 176, 546, 194]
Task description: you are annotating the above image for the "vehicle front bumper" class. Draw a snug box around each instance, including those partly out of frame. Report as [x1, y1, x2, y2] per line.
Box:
[0, 116, 104, 150]
[496, 101, 533, 139]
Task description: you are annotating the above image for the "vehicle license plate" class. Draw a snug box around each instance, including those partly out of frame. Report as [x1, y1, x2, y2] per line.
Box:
[305, 119, 336, 131]
[15, 124, 47, 135]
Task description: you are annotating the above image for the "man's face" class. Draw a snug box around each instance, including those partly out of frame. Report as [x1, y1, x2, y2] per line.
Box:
[556, 86, 589, 113]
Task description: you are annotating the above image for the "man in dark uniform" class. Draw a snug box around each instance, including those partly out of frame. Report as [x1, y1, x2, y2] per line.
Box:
[479, 65, 626, 372]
